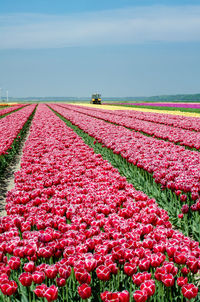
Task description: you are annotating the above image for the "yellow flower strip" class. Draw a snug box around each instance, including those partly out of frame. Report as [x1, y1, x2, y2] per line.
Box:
[69, 103, 200, 118]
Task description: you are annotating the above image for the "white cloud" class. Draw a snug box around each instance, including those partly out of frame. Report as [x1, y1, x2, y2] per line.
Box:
[0, 5, 200, 49]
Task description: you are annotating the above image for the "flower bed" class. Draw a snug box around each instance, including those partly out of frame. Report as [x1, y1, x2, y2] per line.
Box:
[0, 104, 26, 118]
[49, 104, 200, 239]
[65, 104, 200, 132]
[0, 104, 199, 301]
[59, 104, 200, 150]
[0, 105, 36, 157]
[0, 104, 36, 171]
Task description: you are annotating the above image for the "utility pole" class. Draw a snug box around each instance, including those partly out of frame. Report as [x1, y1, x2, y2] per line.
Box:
[6, 90, 8, 103]
[0, 88, 1, 103]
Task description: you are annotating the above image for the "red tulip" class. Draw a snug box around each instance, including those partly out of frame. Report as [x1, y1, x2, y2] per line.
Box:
[101, 291, 109, 301]
[34, 284, 47, 298]
[182, 283, 198, 300]
[132, 273, 151, 286]
[133, 290, 148, 302]
[19, 272, 32, 287]
[32, 271, 46, 284]
[43, 285, 58, 302]
[124, 263, 137, 276]
[0, 280, 18, 296]
[75, 268, 91, 284]
[140, 280, 155, 297]
[174, 252, 187, 265]
[58, 265, 71, 279]
[78, 283, 92, 299]
[181, 204, 189, 214]
[181, 267, 189, 276]
[96, 265, 111, 281]
[24, 261, 35, 273]
[0, 274, 9, 285]
[85, 258, 97, 272]
[56, 278, 66, 287]
[138, 259, 150, 272]
[161, 273, 175, 287]
[103, 292, 119, 302]
[186, 257, 198, 273]
[177, 277, 188, 287]
[118, 290, 130, 302]
[45, 265, 58, 279]
[8, 256, 21, 270]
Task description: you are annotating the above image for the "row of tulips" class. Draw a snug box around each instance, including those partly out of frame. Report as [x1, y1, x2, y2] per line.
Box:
[59, 104, 200, 150]
[0, 104, 36, 174]
[114, 109, 200, 132]
[49, 105, 200, 237]
[50, 109, 200, 241]
[50, 104, 200, 202]
[0, 104, 26, 118]
[0, 104, 199, 301]
[62, 104, 200, 132]
[0, 104, 36, 158]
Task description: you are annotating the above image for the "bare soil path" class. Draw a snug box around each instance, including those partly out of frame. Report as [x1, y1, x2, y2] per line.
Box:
[0, 128, 30, 216]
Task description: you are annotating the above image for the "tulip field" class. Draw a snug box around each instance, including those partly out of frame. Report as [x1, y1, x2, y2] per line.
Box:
[0, 104, 27, 119]
[0, 104, 200, 301]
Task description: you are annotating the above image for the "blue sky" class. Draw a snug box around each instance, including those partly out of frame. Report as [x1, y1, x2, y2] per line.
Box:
[0, 0, 200, 98]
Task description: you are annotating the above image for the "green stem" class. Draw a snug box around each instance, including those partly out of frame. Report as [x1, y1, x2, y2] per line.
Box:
[29, 289, 31, 302]
[129, 278, 132, 302]
[117, 269, 120, 290]
[66, 283, 68, 302]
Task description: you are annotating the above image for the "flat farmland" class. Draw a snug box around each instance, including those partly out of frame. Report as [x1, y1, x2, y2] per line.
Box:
[0, 103, 200, 302]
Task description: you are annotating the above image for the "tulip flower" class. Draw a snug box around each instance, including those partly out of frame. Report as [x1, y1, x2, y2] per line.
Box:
[19, 272, 32, 287]
[45, 265, 58, 280]
[96, 265, 111, 281]
[58, 265, 71, 279]
[32, 271, 46, 284]
[140, 280, 155, 297]
[78, 283, 92, 299]
[182, 283, 198, 300]
[124, 263, 137, 276]
[177, 277, 188, 287]
[161, 274, 175, 287]
[8, 256, 21, 270]
[0, 280, 18, 296]
[43, 285, 58, 302]
[56, 277, 66, 287]
[133, 290, 148, 302]
[34, 284, 47, 298]
[118, 290, 130, 302]
[24, 261, 35, 273]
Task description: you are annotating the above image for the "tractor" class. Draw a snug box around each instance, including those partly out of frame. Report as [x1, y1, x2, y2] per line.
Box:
[90, 94, 101, 104]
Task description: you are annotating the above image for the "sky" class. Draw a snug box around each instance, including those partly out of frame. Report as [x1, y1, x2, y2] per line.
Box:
[0, 0, 200, 98]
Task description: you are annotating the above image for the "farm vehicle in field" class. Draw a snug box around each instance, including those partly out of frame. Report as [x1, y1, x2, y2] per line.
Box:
[90, 94, 101, 104]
